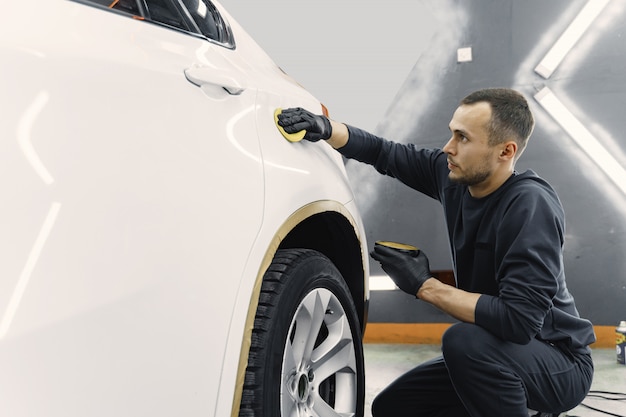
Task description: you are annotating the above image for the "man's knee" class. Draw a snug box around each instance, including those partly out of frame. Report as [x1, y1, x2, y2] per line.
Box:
[371, 389, 392, 417]
[442, 323, 479, 363]
[441, 322, 502, 371]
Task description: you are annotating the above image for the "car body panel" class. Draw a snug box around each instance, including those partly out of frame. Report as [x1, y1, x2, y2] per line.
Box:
[0, 1, 368, 416]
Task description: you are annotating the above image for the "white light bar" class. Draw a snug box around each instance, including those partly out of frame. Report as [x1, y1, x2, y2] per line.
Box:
[535, 0, 610, 79]
[369, 275, 398, 291]
[534, 87, 626, 195]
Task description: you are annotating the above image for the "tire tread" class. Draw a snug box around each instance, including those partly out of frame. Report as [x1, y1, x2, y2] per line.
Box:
[239, 249, 313, 416]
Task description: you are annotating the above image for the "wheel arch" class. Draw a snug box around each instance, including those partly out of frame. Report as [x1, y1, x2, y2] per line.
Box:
[277, 208, 368, 328]
[230, 200, 368, 417]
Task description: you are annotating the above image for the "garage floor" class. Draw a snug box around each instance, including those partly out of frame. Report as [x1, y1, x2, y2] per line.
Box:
[363, 344, 626, 417]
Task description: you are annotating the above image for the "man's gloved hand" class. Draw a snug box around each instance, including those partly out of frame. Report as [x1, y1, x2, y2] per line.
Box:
[370, 244, 433, 297]
[277, 107, 332, 142]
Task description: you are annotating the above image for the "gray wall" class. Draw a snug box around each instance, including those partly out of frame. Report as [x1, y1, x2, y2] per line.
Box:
[221, 0, 626, 326]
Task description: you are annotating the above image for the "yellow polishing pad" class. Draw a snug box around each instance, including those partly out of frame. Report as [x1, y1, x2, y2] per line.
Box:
[274, 108, 306, 142]
[375, 241, 419, 253]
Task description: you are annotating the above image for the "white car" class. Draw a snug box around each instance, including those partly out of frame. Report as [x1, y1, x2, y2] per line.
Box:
[0, 1, 369, 416]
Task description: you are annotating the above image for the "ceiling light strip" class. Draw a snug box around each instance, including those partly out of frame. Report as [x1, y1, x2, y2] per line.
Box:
[535, 0, 611, 79]
[534, 87, 626, 195]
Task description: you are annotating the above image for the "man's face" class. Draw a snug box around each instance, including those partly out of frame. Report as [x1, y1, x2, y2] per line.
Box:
[443, 102, 498, 187]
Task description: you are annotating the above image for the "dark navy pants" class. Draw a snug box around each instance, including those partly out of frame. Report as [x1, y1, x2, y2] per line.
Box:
[371, 323, 593, 417]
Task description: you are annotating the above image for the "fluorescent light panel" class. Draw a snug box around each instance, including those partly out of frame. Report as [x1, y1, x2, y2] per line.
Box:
[534, 87, 626, 195]
[369, 275, 398, 291]
[535, 0, 610, 78]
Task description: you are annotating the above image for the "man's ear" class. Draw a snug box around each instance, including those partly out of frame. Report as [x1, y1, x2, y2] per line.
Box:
[499, 141, 518, 161]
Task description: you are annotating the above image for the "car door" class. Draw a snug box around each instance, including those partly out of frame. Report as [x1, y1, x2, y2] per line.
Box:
[0, 1, 263, 415]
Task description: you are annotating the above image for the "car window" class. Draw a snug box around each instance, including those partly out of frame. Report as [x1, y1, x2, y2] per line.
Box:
[83, 0, 141, 14]
[72, 0, 234, 48]
[179, 0, 234, 47]
[144, 0, 191, 32]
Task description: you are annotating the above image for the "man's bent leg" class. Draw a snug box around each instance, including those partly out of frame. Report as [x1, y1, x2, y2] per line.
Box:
[442, 323, 593, 417]
[371, 356, 470, 417]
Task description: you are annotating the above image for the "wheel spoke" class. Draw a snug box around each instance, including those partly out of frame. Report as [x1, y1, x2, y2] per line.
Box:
[280, 391, 299, 417]
[313, 337, 356, 383]
[310, 390, 354, 417]
[290, 289, 331, 365]
[311, 305, 356, 382]
[308, 294, 358, 416]
[282, 336, 297, 374]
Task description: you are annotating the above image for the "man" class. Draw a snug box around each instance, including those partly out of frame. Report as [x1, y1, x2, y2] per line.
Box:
[277, 88, 595, 417]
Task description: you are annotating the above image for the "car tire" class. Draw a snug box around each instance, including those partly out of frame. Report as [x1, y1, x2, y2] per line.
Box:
[239, 248, 365, 417]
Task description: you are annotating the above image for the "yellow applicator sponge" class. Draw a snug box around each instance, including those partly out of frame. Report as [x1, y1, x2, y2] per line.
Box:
[274, 108, 306, 142]
[375, 241, 420, 255]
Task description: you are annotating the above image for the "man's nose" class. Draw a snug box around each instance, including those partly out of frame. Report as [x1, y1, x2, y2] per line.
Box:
[443, 137, 454, 154]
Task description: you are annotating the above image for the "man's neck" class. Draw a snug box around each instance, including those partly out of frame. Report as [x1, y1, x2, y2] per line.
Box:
[468, 168, 515, 198]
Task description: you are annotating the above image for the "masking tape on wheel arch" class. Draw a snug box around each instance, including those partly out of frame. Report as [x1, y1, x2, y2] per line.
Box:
[230, 200, 366, 417]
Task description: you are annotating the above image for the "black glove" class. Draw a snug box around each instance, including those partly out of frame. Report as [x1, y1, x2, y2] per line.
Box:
[370, 244, 433, 297]
[277, 107, 332, 142]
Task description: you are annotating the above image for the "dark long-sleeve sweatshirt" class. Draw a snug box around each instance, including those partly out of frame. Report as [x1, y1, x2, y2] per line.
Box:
[340, 126, 596, 353]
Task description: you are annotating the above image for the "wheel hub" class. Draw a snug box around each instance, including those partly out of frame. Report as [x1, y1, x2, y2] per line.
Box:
[297, 372, 309, 402]
[290, 368, 314, 404]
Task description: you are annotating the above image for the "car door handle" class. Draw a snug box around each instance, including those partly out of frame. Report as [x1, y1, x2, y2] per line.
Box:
[184, 66, 246, 95]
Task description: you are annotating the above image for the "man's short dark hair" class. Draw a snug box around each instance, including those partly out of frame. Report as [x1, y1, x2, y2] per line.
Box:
[461, 88, 535, 159]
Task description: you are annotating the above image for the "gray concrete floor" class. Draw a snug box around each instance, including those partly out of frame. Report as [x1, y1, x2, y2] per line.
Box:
[363, 344, 626, 417]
